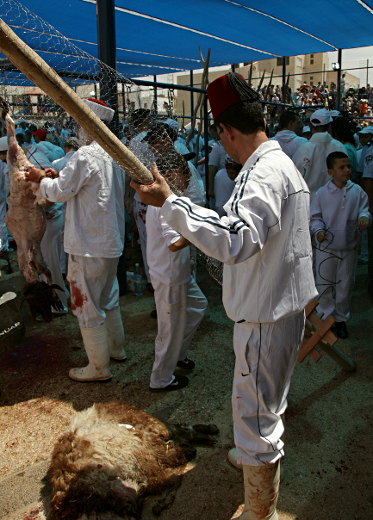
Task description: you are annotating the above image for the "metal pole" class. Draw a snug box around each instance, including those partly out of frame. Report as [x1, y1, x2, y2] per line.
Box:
[121, 82, 125, 118]
[190, 70, 194, 129]
[367, 59, 369, 86]
[231, 64, 236, 72]
[336, 49, 342, 111]
[96, 0, 119, 135]
[204, 95, 209, 197]
[153, 74, 158, 115]
[282, 56, 286, 103]
[96, 0, 125, 294]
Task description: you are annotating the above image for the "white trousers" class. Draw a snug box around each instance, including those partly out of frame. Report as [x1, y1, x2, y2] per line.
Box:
[233, 311, 305, 466]
[41, 210, 69, 310]
[150, 276, 208, 389]
[67, 254, 120, 328]
[315, 248, 356, 322]
[133, 198, 150, 283]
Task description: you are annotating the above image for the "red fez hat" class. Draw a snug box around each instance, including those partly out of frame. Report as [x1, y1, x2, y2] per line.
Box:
[32, 128, 47, 140]
[207, 73, 260, 121]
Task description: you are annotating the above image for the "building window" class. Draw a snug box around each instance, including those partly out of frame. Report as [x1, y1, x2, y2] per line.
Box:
[310, 59, 314, 65]
[277, 57, 290, 66]
[310, 54, 314, 58]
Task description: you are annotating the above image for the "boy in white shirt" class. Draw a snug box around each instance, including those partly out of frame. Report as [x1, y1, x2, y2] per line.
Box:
[146, 153, 208, 391]
[310, 151, 370, 338]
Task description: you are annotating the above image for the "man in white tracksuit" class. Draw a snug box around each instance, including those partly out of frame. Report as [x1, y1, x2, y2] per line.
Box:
[26, 99, 126, 382]
[292, 108, 346, 200]
[131, 73, 317, 520]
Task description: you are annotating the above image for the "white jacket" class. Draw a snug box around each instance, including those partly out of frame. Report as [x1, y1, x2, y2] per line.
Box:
[310, 180, 370, 250]
[40, 141, 125, 258]
[161, 141, 317, 323]
[292, 132, 346, 200]
[271, 130, 307, 159]
[146, 205, 191, 286]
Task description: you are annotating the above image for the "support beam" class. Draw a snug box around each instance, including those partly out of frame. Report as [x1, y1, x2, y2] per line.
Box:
[190, 70, 194, 125]
[153, 75, 158, 115]
[96, 0, 119, 135]
[282, 56, 286, 104]
[336, 48, 342, 111]
[204, 95, 209, 193]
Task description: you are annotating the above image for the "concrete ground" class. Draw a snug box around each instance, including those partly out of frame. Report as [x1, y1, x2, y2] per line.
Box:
[0, 249, 372, 520]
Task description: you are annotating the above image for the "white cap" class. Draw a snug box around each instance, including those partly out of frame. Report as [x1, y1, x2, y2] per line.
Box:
[0, 136, 8, 151]
[164, 118, 179, 132]
[83, 99, 114, 122]
[329, 110, 341, 118]
[310, 108, 333, 127]
[302, 126, 310, 134]
[358, 126, 373, 135]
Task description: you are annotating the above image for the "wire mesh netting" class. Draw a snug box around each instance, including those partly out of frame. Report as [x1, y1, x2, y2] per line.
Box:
[0, 0, 225, 286]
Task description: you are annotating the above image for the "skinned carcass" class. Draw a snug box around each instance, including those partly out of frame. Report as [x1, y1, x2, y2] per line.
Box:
[48, 402, 219, 520]
[0, 98, 63, 320]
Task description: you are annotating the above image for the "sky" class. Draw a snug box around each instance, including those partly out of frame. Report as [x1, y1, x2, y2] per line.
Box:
[329, 46, 373, 85]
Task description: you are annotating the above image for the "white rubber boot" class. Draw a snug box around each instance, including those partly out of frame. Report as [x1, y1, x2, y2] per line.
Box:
[69, 325, 112, 382]
[239, 461, 280, 520]
[105, 307, 127, 361]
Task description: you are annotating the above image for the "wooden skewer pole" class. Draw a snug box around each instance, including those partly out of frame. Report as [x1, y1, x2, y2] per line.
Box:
[0, 19, 153, 184]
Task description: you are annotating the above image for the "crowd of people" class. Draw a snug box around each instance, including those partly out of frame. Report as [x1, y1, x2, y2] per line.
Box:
[260, 78, 373, 119]
[0, 74, 372, 520]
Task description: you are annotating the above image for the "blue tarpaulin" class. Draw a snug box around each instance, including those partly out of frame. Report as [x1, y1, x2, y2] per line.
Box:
[0, 0, 373, 82]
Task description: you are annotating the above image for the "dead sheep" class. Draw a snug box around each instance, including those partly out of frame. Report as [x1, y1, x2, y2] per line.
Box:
[48, 401, 219, 520]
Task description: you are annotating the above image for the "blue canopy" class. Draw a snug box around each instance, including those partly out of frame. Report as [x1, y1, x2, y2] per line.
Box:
[1, 0, 373, 82]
